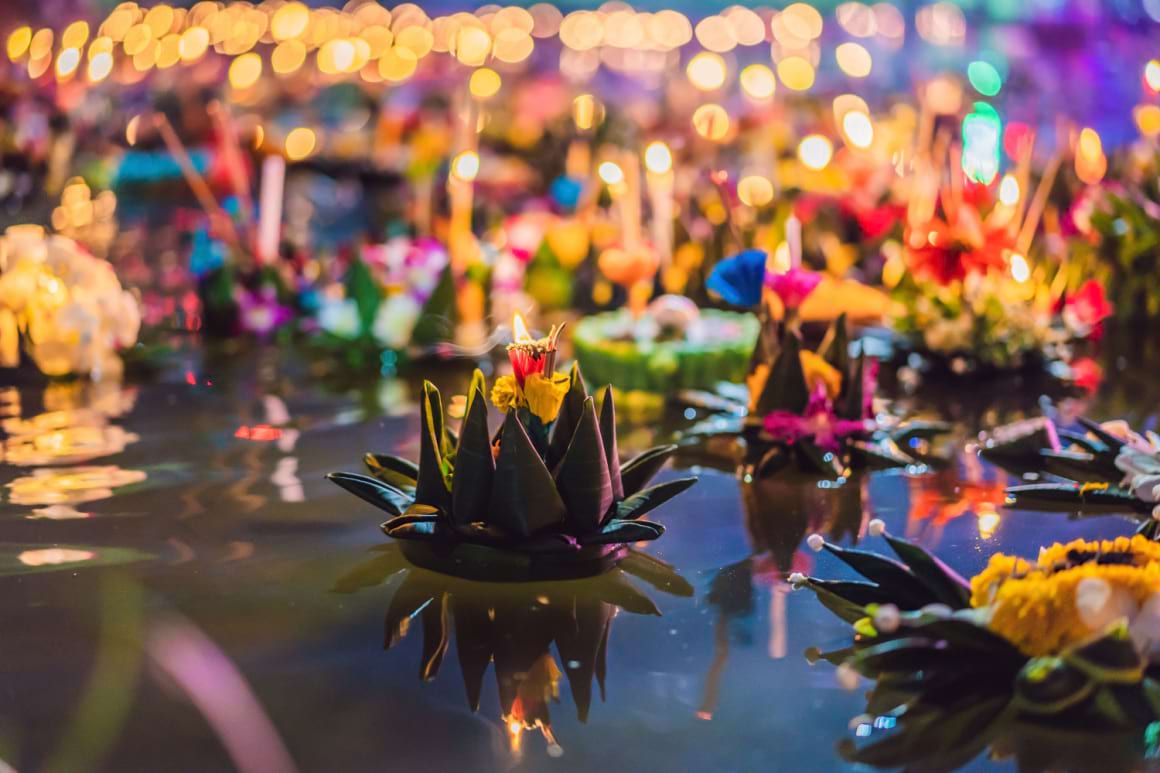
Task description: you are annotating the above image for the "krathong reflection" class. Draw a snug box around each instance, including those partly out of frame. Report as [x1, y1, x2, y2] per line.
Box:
[334, 544, 692, 755]
[6, 465, 147, 507]
[1, 380, 139, 466]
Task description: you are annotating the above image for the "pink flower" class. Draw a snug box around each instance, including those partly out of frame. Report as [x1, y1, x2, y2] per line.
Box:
[762, 386, 869, 452]
[1063, 280, 1112, 336]
[765, 266, 822, 310]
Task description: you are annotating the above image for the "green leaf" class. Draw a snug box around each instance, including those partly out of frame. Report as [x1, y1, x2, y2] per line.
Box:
[754, 332, 809, 416]
[839, 350, 865, 421]
[821, 542, 938, 609]
[615, 477, 698, 520]
[554, 397, 615, 534]
[555, 596, 614, 721]
[363, 453, 419, 491]
[488, 410, 567, 537]
[1062, 623, 1146, 685]
[618, 550, 694, 597]
[450, 591, 494, 711]
[598, 386, 623, 499]
[817, 312, 849, 375]
[414, 381, 451, 512]
[618, 444, 678, 497]
[419, 594, 450, 682]
[1015, 656, 1096, 714]
[882, 533, 971, 609]
[450, 370, 494, 526]
[581, 519, 664, 545]
[345, 257, 382, 335]
[327, 472, 414, 516]
[547, 361, 589, 467]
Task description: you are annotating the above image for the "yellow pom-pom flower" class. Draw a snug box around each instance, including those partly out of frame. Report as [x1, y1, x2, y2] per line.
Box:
[490, 374, 521, 413]
[523, 372, 570, 423]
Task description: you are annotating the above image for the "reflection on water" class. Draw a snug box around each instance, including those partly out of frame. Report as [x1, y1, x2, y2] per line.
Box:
[8, 466, 148, 507]
[1, 381, 139, 466]
[335, 544, 693, 759]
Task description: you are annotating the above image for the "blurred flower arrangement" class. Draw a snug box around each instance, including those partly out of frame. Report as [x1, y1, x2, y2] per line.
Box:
[886, 160, 1112, 375]
[797, 527, 1160, 765]
[0, 225, 140, 379]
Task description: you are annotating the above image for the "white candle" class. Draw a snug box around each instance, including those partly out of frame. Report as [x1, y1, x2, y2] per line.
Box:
[785, 215, 802, 270]
[257, 154, 286, 265]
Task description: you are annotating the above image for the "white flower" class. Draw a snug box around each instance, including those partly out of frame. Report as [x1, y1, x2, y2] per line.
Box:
[372, 294, 422, 349]
[318, 298, 361, 339]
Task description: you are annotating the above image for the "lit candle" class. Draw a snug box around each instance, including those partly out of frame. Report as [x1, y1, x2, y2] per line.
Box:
[257, 154, 285, 265]
[508, 311, 564, 383]
[644, 141, 674, 266]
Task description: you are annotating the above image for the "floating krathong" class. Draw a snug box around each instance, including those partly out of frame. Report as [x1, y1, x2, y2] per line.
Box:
[680, 246, 946, 478]
[797, 527, 1160, 765]
[327, 315, 697, 580]
[981, 415, 1160, 537]
[333, 544, 692, 754]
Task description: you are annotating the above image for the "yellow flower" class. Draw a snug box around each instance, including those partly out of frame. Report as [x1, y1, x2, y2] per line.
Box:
[490, 374, 521, 413]
[969, 536, 1160, 656]
[799, 350, 843, 399]
[523, 372, 570, 423]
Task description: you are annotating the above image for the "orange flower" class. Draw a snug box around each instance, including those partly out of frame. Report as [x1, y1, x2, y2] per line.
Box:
[905, 192, 1014, 285]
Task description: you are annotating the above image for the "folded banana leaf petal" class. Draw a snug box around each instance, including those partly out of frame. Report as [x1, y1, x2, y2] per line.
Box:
[521, 533, 583, 553]
[891, 421, 954, 447]
[817, 313, 849, 376]
[381, 512, 442, 531]
[328, 472, 415, 516]
[419, 594, 450, 682]
[383, 520, 444, 540]
[582, 519, 664, 545]
[489, 410, 568, 537]
[598, 386, 624, 499]
[1076, 417, 1127, 454]
[614, 477, 698, 521]
[821, 541, 939, 609]
[1098, 683, 1160, 726]
[1063, 625, 1146, 685]
[1041, 450, 1113, 482]
[904, 617, 1025, 665]
[619, 445, 678, 498]
[1015, 656, 1095, 714]
[554, 398, 615, 533]
[980, 417, 1062, 467]
[754, 333, 809, 416]
[802, 578, 884, 623]
[363, 453, 420, 491]
[839, 351, 864, 421]
[1006, 482, 1144, 512]
[853, 636, 991, 675]
[618, 550, 694, 597]
[548, 361, 589, 467]
[450, 373, 494, 526]
[1057, 429, 1110, 456]
[882, 533, 972, 609]
[675, 389, 746, 416]
[415, 381, 451, 512]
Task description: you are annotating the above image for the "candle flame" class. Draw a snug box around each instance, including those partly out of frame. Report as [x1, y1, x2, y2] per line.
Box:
[512, 311, 533, 343]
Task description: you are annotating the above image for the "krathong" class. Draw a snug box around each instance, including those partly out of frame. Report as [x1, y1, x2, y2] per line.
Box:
[681, 242, 945, 477]
[981, 415, 1160, 537]
[797, 526, 1160, 766]
[327, 315, 697, 580]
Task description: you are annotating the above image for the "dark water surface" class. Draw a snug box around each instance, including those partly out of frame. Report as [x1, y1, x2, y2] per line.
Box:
[0, 331, 1156, 772]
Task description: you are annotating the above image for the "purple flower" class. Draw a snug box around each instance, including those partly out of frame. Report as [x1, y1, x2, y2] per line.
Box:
[765, 266, 822, 310]
[238, 286, 293, 338]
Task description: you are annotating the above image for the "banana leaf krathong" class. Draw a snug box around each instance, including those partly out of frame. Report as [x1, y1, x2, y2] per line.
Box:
[333, 544, 693, 753]
[980, 415, 1160, 537]
[328, 365, 697, 580]
[677, 313, 949, 478]
[797, 527, 1160, 765]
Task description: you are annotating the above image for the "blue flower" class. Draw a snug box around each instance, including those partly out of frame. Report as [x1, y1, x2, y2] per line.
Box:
[550, 175, 583, 212]
[706, 249, 768, 307]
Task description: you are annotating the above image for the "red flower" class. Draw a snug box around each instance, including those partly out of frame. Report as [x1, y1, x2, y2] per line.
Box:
[1067, 357, 1103, 394]
[905, 198, 1013, 285]
[850, 202, 904, 241]
[1064, 280, 1112, 331]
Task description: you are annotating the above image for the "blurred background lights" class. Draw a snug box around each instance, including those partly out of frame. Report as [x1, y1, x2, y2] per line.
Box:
[452, 150, 481, 182]
[691, 103, 730, 141]
[1146, 60, 1160, 93]
[798, 134, 833, 169]
[285, 127, 316, 161]
[598, 160, 624, 185]
[228, 52, 262, 89]
[998, 174, 1020, 206]
[644, 141, 672, 174]
[968, 60, 1003, 96]
[841, 110, 874, 148]
[962, 104, 1002, 184]
[777, 56, 816, 91]
[835, 42, 872, 78]
[469, 67, 502, 99]
[737, 175, 774, 207]
[740, 64, 776, 100]
[686, 51, 727, 91]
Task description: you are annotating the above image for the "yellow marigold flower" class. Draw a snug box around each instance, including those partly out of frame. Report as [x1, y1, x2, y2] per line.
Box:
[970, 536, 1160, 656]
[490, 374, 522, 413]
[799, 350, 843, 399]
[523, 372, 570, 423]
